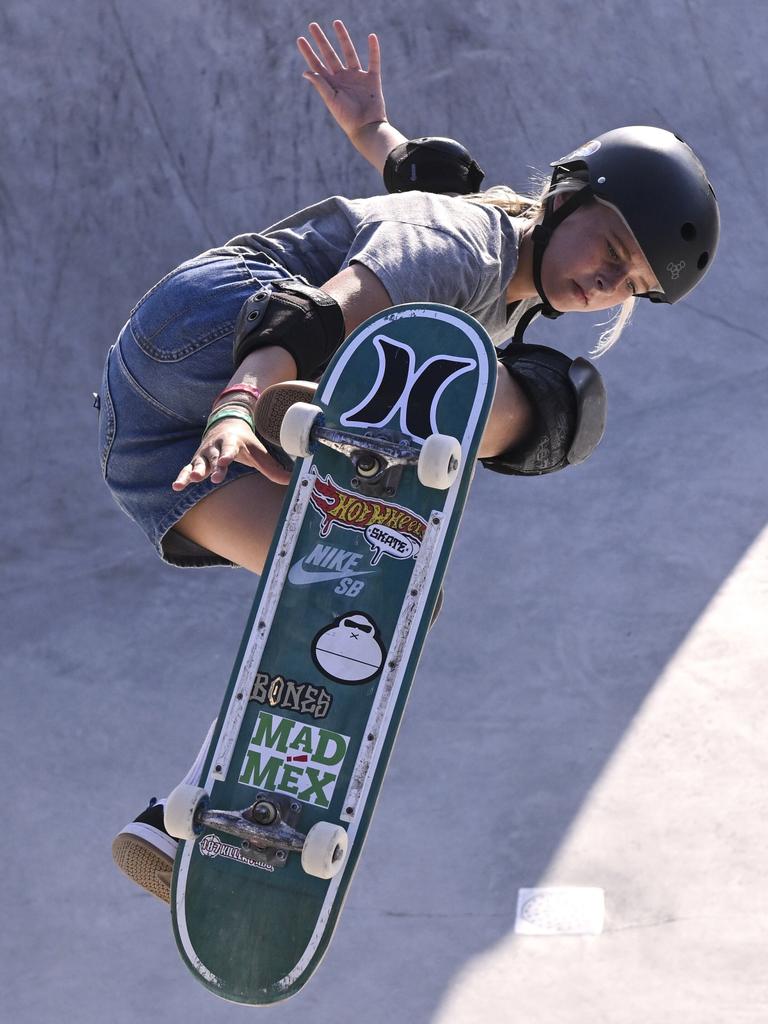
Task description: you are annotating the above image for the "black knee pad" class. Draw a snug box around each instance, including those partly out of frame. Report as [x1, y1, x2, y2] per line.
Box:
[481, 344, 606, 476]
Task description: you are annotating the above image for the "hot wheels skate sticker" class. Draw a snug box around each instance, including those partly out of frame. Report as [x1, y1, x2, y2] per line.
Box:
[310, 474, 426, 564]
[288, 541, 375, 589]
[364, 524, 418, 564]
[340, 333, 476, 443]
[311, 612, 386, 685]
[249, 672, 333, 720]
[199, 833, 275, 873]
[239, 710, 350, 809]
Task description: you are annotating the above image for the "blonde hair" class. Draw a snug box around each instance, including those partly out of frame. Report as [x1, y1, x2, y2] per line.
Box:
[463, 174, 636, 356]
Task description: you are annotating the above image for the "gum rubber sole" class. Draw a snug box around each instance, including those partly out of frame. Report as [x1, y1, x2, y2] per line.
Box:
[254, 381, 318, 448]
[112, 833, 174, 904]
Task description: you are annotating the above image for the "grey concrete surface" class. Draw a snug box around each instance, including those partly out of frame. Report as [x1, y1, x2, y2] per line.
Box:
[2, 1, 766, 1021]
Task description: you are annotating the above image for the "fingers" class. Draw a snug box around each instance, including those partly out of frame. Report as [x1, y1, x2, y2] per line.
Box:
[297, 20, 368, 74]
[173, 445, 220, 491]
[173, 435, 291, 492]
[301, 71, 337, 105]
[307, 22, 343, 73]
[367, 32, 381, 76]
[239, 438, 292, 486]
[296, 33, 324, 74]
[332, 20, 362, 69]
[210, 437, 240, 484]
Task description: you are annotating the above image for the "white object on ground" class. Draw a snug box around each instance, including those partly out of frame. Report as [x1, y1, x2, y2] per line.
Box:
[514, 887, 605, 936]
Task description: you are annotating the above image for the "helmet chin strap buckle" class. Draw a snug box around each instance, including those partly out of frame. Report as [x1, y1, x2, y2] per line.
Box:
[512, 301, 561, 344]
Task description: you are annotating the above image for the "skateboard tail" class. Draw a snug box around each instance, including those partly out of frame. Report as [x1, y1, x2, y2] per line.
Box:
[172, 788, 376, 1003]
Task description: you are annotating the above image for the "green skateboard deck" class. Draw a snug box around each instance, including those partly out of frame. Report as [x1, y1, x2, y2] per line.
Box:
[169, 303, 496, 1003]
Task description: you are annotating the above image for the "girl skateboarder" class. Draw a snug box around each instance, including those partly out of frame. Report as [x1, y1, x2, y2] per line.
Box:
[107, 21, 719, 901]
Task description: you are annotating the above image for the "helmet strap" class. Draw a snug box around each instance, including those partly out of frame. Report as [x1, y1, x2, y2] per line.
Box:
[515, 186, 595, 343]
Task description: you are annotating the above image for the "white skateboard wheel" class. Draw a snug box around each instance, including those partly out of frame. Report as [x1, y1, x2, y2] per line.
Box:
[279, 402, 323, 458]
[301, 821, 348, 879]
[417, 433, 462, 489]
[164, 784, 209, 840]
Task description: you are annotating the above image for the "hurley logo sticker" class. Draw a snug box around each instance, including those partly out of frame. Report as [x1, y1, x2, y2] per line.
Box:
[340, 333, 476, 443]
[239, 710, 350, 809]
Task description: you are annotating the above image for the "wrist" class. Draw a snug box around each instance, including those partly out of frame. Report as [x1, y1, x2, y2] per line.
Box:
[233, 345, 298, 388]
[348, 121, 409, 175]
[212, 384, 261, 417]
[204, 406, 256, 435]
[348, 118, 388, 145]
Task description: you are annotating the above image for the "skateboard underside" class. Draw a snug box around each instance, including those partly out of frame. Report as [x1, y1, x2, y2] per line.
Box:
[170, 304, 497, 1003]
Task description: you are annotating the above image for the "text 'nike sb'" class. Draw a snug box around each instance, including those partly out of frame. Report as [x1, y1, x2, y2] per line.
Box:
[288, 543, 374, 587]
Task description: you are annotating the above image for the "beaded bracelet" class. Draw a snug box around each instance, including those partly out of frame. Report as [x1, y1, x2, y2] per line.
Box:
[215, 383, 262, 404]
[204, 407, 255, 434]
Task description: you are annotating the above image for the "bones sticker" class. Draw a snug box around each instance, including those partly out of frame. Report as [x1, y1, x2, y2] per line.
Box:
[249, 672, 333, 720]
[311, 612, 386, 684]
[557, 139, 602, 163]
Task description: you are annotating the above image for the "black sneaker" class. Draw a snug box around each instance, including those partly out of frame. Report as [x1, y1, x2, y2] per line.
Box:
[112, 798, 178, 904]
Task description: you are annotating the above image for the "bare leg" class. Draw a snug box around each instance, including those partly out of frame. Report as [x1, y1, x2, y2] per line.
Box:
[174, 473, 288, 574]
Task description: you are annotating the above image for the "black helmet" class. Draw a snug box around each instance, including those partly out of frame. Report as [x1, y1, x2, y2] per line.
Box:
[549, 125, 720, 304]
[511, 125, 720, 343]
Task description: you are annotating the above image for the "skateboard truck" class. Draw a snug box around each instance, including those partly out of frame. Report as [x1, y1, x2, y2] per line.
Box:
[201, 791, 305, 870]
[280, 413, 418, 497]
[280, 403, 462, 494]
[323, 429, 414, 497]
[165, 783, 348, 879]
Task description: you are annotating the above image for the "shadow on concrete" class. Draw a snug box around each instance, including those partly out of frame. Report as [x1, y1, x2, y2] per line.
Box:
[2, 1, 766, 1021]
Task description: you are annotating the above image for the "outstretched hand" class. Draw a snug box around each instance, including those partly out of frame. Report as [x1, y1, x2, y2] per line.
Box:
[173, 418, 291, 492]
[297, 21, 387, 143]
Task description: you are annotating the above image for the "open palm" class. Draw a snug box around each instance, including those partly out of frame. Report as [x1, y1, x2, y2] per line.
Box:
[297, 21, 387, 140]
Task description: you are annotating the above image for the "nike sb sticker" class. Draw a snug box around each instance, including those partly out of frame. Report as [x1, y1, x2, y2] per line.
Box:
[311, 612, 386, 685]
[288, 542, 374, 589]
[239, 710, 350, 809]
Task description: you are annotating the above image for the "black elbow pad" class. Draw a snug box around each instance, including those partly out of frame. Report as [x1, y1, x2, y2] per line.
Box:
[383, 137, 485, 195]
[233, 281, 346, 381]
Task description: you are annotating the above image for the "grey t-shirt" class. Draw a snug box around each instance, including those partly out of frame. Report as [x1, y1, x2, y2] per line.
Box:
[227, 192, 520, 345]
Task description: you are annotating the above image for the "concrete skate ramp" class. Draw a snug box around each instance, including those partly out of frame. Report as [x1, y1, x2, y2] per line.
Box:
[3, 1, 766, 1021]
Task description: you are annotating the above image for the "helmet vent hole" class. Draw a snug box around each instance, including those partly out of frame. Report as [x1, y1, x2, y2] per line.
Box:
[681, 222, 697, 242]
[697, 252, 710, 270]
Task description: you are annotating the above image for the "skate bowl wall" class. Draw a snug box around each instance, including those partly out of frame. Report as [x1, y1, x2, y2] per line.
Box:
[2, 2, 766, 1022]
